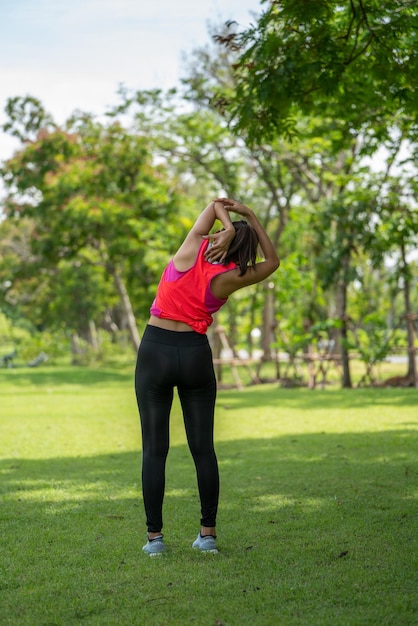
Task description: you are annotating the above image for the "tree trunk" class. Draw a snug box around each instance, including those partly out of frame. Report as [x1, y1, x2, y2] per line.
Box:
[88, 319, 100, 351]
[261, 284, 274, 361]
[247, 290, 258, 357]
[210, 319, 223, 383]
[400, 242, 417, 387]
[337, 255, 352, 389]
[261, 282, 276, 362]
[258, 282, 280, 380]
[227, 303, 239, 357]
[109, 264, 141, 352]
[71, 332, 83, 365]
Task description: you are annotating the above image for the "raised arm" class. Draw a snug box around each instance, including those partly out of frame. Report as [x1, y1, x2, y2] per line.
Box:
[211, 198, 280, 297]
[173, 200, 236, 271]
[240, 207, 280, 280]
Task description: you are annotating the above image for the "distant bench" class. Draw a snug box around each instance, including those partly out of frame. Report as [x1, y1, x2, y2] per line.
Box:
[213, 357, 260, 390]
[1, 350, 16, 368]
[27, 351, 48, 367]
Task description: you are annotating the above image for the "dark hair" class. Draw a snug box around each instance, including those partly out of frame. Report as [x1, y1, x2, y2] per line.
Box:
[223, 220, 259, 276]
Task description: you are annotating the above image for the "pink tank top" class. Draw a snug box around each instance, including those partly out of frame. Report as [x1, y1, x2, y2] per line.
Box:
[150, 240, 237, 333]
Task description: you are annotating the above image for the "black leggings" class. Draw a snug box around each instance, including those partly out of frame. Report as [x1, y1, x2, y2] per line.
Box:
[134, 325, 219, 533]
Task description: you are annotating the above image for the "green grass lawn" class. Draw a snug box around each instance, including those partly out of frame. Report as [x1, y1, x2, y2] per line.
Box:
[0, 365, 417, 626]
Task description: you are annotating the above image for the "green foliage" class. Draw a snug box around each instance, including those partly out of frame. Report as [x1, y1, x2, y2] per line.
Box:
[2, 113, 179, 266]
[1, 97, 188, 350]
[44, 258, 116, 335]
[112, 87, 246, 199]
[17, 330, 69, 363]
[313, 185, 379, 289]
[225, 0, 418, 143]
[2, 94, 55, 142]
[0, 312, 69, 365]
[345, 312, 401, 385]
[0, 311, 14, 354]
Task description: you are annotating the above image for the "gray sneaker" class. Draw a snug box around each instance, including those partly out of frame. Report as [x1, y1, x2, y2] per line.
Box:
[192, 533, 218, 553]
[142, 535, 167, 556]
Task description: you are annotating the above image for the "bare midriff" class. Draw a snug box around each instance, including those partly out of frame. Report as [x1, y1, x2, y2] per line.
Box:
[148, 315, 194, 332]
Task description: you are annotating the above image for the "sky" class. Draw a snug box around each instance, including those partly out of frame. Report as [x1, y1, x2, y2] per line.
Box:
[0, 0, 262, 161]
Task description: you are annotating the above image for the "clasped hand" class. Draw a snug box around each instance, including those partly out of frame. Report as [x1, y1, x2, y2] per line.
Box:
[203, 197, 251, 263]
[214, 197, 252, 218]
[203, 228, 234, 263]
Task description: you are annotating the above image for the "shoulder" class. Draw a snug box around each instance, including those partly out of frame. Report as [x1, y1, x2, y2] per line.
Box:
[173, 237, 207, 272]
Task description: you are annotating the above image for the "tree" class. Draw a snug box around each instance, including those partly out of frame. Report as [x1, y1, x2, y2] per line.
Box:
[209, 4, 418, 386]
[183, 19, 415, 387]
[370, 181, 418, 386]
[217, 0, 418, 143]
[1, 98, 184, 351]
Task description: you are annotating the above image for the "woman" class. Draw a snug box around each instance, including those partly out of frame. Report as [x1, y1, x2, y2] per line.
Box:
[135, 197, 280, 555]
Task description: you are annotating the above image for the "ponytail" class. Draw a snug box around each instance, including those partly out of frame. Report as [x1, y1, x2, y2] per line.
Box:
[223, 220, 259, 276]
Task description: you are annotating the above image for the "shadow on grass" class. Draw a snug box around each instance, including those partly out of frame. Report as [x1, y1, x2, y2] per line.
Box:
[1, 429, 417, 624]
[2, 428, 416, 532]
[218, 385, 418, 409]
[0, 365, 135, 388]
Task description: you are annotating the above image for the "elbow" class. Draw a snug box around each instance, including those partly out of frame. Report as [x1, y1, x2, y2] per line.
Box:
[264, 256, 280, 276]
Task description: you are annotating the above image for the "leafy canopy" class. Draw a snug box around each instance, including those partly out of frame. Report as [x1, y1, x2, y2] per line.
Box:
[219, 0, 418, 142]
